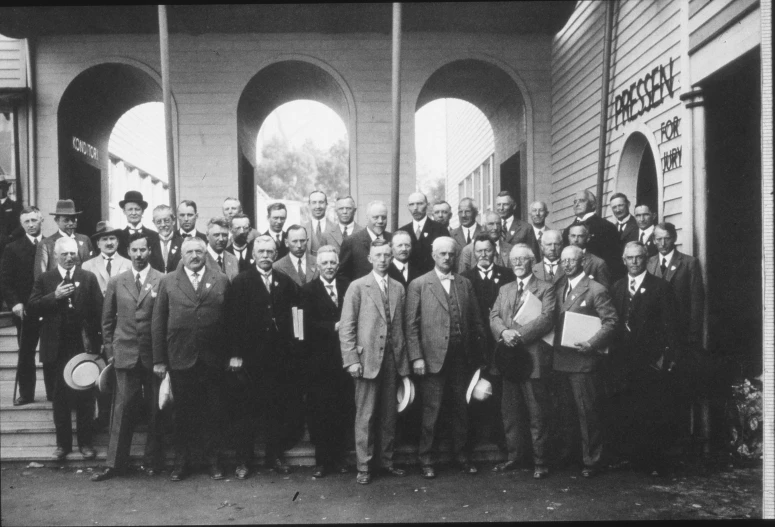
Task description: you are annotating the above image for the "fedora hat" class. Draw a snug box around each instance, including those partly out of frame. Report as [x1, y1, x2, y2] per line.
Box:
[97, 362, 115, 393]
[90, 221, 123, 243]
[397, 376, 415, 413]
[63, 353, 106, 391]
[49, 199, 82, 216]
[118, 190, 148, 210]
[0, 174, 11, 187]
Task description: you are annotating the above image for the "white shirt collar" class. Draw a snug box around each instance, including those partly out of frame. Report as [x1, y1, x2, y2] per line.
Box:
[639, 225, 655, 239]
[502, 215, 513, 230]
[0, 197, 7, 204]
[568, 272, 585, 290]
[127, 223, 142, 232]
[101, 252, 116, 261]
[296, 254, 306, 272]
[320, 276, 336, 290]
[26, 233, 42, 244]
[412, 217, 427, 233]
[57, 265, 73, 280]
[533, 225, 546, 236]
[256, 266, 272, 278]
[516, 274, 532, 288]
[366, 227, 382, 241]
[159, 232, 174, 243]
[312, 217, 327, 231]
[184, 265, 204, 282]
[544, 258, 559, 267]
[339, 222, 352, 235]
[58, 229, 75, 239]
[434, 268, 454, 281]
[618, 215, 632, 225]
[478, 262, 494, 273]
[661, 249, 676, 268]
[207, 245, 223, 262]
[628, 270, 648, 291]
[372, 271, 388, 285]
[393, 260, 407, 271]
[577, 211, 596, 221]
[132, 264, 151, 285]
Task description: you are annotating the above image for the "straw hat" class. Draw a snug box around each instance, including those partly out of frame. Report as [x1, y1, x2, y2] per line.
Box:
[63, 353, 106, 391]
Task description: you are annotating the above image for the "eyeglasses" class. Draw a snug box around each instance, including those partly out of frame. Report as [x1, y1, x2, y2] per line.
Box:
[154, 218, 174, 225]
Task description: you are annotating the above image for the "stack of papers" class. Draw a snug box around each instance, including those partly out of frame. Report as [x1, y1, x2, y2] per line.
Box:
[560, 312, 607, 354]
[511, 291, 554, 345]
[292, 307, 304, 340]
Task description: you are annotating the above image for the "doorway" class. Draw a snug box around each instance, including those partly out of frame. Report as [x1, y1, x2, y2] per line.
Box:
[68, 160, 101, 238]
[500, 152, 521, 218]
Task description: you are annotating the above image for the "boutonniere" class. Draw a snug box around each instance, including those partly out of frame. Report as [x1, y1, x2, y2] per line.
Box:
[151, 290, 158, 298]
[205, 283, 212, 289]
[74, 281, 81, 288]
[640, 288, 646, 293]
[273, 281, 278, 287]
[494, 277, 499, 283]
[581, 300, 587, 307]
[171, 247, 177, 254]
[145, 283, 152, 291]
[78, 240, 84, 246]
[670, 266, 676, 271]
[423, 232, 428, 238]
[570, 294, 576, 302]
[250, 259, 255, 264]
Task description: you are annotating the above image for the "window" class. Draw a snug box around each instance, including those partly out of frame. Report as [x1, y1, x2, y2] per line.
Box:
[0, 109, 19, 200]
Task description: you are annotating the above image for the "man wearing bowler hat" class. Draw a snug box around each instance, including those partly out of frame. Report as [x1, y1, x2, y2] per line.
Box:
[27, 237, 103, 461]
[92, 232, 166, 481]
[82, 222, 132, 296]
[34, 199, 93, 278]
[117, 191, 159, 258]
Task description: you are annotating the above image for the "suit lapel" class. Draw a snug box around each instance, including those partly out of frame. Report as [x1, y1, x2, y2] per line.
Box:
[122, 271, 141, 302]
[664, 252, 682, 282]
[175, 268, 199, 304]
[137, 269, 160, 303]
[389, 279, 401, 320]
[366, 274, 387, 321]
[562, 279, 588, 312]
[429, 273, 449, 312]
[198, 267, 217, 302]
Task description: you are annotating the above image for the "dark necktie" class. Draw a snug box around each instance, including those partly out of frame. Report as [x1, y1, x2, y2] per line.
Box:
[518, 280, 524, 297]
[316, 221, 323, 244]
[660, 257, 667, 276]
[342, 226, 349, 240]
[326, 284, 337, 304]
[501, 219, 507, 238]
[105, 257, 112, 276]
[639, 232, 645, 243]
[64, 270, 73, 309]
[136, 273, 142, 293]
[297, 258, 306, 284]
[564, 281, 572, 302]
[547, 263, 555, 280]
[465, 229, 471, 245]
[619, 222, 625, 233]
[574, 218, 583, 225]
[537, 230, 543, 242]
[33, 238, 38, 246]
[217, 254, 224, 272]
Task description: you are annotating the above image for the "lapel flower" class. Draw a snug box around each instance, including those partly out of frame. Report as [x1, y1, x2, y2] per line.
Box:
[494, 277, 500, 283]
[151, 290, 158, 298]
[640, 288, 646, 293]
[74, 281, 80, 288]
[670, 266, 676, 271]
[171, 247, 177, 254]
[423, 232, 428, 238]
[250, 259, 255, 264]
[145, 283, 152, 291]
[78, 240, 84, 246]
[581, 300, 587, 307]
[205, 283, 212, 289]
[274, 281, 278, 287]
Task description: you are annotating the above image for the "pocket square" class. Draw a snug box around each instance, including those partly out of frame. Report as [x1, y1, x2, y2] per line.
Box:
[670, 266, 676, 271]
[78, 241, 84, 246]
[151, 291, 158, 298]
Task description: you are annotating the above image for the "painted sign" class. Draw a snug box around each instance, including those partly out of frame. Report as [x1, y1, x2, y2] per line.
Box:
[72, 136, 99, 162]
[658, 116, 682, 173]
[614, 58, 675, 129]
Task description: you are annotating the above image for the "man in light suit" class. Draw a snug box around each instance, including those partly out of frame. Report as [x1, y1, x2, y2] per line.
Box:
[450, 198, 482, 250]
[226, 213, 255, 274]
[34, 199, 93, 278]
[326, 196, 362, 253]
[387, 230, 420, 288]
[495, 191, 535, 247]
[273, 225, 319, 286]
[301, 190, 331, 257]
[532, 230, 565, 286]
[177, 200, 208, 241]
[149, 205, 183, 273]
[82, 222, 132, 296]
[152, 236, 230, 482]
[339, 239, 410, 485]
[458, 211, 513, 273]
[553, 245, 618, 478]
[339, 201, 392, 281]
[406, 237, 487, 479]
[634, 204, 658, 258]
[568, 224, 612, 291]
[399, 192, 450, 274]
[204, 217, 239, 282]
[92, 232, 166, 481]
[116, 191, 160, 259]
[490, 244, 556, 479]
[431, 201, 453, 229]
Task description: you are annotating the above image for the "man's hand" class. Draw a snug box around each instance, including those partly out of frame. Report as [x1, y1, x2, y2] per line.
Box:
[347, 363, 363, 379]
[334, 322, 340, 331]
[574, 341, 593, 354]
[11, 303, 24, 319]
[228, 357, 243, 371]
[55, 281, 75, 300]
[153, 363, 167, 379]
[412, 359, 426, 376]
[501, 329, 521, 347]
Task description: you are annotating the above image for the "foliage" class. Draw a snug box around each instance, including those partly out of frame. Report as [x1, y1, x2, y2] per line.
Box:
[727, 378, 762, 460]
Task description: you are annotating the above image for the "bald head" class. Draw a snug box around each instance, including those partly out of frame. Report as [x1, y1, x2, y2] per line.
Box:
[366, 201, 388, 235]
[573, 190, 597, 216]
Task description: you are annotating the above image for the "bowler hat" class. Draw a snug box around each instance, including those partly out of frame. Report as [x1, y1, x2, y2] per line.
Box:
[118, 190, 148, 210]
[90, 221, 123, 243]
[49, 199, 82, 216]
[97, 362, 115, 393]
[0, 174, 11, 188]
[397, 376, 415, 413]
[63, 353, 106, 391]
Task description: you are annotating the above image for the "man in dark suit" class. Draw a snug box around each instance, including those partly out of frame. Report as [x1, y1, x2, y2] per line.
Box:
[0, 174, 23, 263]
[204, 217, 239, 282]
[387, 230, 420, 288]
[34, 199, 94, 278]
[562, 190, 620, 275]
[406, 237, 487, 478]
[611, 241, 679, 476]
[340, 239, 410, 485]
[149, 204, 182, 273]
[301, 190, 331, 257]
[634, 204, 658, 258]
[92, 232, 166, 481]
[0, 206, 45, 405]
[553, 245, 618, 478]
[27, 237, 103, 461]
[495, 190, 535, 247]
[264, 202, 290, 260]
[608, 193, 636, 280]
[273, 225, 319, 286]
[152, 236, 230, 481]
[116, 191, 159, 258]
[176, 200, 208, 241]
[226, 235, 301, 479]
[532, 230, 565, 286]
[226, 213, 255, 274]
[400, 192, 450, 274]
[490, 244, 556, 479]
[431, 201, 452, 229]
[458, 211, 513, 273]
[326, 196, 363, 254]
[450, 198, 482, 251]
[568, 224, 612, 290]
[299, 245, 353, 478]
[222, 197, 259, 245]
[339, 200, 392, 281]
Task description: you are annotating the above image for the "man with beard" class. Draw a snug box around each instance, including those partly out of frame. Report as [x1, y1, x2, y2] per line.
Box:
[339, 201, 392, 281]
[431, 201, 453, 229]
[458, 211, 513, 273]
[226, 213, 255, 273]
[400, 192, 449, 274]
[567, 224, 612, 291]
[116, 191, 159, 258]
[82, 222, 131, 296]
[205, 217, 239, 282]
[35, 200, 93, 278]
[387, 230, 420, 288]
[149, 205, 182, 273]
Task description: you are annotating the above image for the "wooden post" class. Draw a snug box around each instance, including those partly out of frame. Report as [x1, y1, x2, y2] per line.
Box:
[595, 0, 614, 215]
[158, 5, 177, 208]
[390, 2, 402, 231]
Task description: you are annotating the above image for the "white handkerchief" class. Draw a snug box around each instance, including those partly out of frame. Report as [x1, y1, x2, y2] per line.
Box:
[151, 291, 158, 298]
[671, 266, 676, 271]
[78, 241, 84, 246]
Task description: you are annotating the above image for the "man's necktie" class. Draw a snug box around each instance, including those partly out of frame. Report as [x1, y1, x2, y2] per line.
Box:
[481, 269, 491, 281]
[639, 232, 645, 243]
[64, 270, 73, 308]
[518, 280, 524, 297]
[379, 278, 388, 299]
[64, 269, 71, 283]
[619, 222, 624, 233]
[326, 284, 337, 304]
[403, 266, 408, 282]
[297, 258, 306, 284]
[191, 271, 200, 292]
[574, 218, 583, 226]
[263, 273, 272, 292]
[105, 257, 112, 276]
[465, 229, 471, 244]
[136, 273, 142, 293]
[217, 255, 224, 272]
[547, 263, 555, 280]
[564, 281, 572, 302]
[501, 219, 508, 238]
[316, 221, 322, 244]
[629, 278, 637, 296]
[660, 258, 667, 276]
[342, 226, 349, 239]
[537, 230, 543, 242]
[162, 240, 170, 265]
[33, 238, 38, 246]
[415, 224, 422, 240]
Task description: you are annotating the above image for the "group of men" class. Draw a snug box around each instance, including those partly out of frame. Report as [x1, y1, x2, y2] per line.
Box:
[0, 183, 703, 485]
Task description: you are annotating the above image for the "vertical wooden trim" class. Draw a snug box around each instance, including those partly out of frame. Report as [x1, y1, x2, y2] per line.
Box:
[390, 2, 402, 231]
[158, 5, 177, 209]
[595, 0, 615, 216]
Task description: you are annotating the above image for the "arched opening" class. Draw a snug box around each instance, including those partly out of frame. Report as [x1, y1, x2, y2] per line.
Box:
[617, 132, 659, 213]
[57, 62, 169, 236]
[416, 59, 526, 218]
[237, 61, 352, 229]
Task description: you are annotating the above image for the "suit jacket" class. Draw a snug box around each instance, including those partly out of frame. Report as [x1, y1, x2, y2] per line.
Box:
[102, 267, 163, 370]
[264, 230, 290, 260]
[27, 267, 103, 364]
[503, 217, 534, 246]
[339, 272, 409, 379]
[611, 272, 679, 373]
[489, 276, 556, 379]
[532, 259, 565, 286]
[583, 252, 612, 291]
[301, 276, 350, 372]
[227, 267, 299, 372]
[273, 253, 319, 287]
[615, 216, 638, 244]
[206, 250, 240, 282]
[450, 224, 483, 250]
[563, 214, 620, 275]
[325, 221, 363, 253]
[647, 250, 704, 346]
[149, 234, 183, 274]
[152, 265, 230, 371]
[637, 231, 659, 258]
[34, 232, 93, 278]
[387, 261, 421, 289]
[457, 240, 513, 273]
[553, 275, 618, 373]
[81, 253, 132, 296]
[399, 218, 450, 274]
[301, 219, 334, 257]
[117, 226, 160, 259]
[226, 240, 255, 274]
[338, 228, 392, 281]
[462, 264, 516, 358]
[0, 198, 22, 240]
[0, 235, 38, 307]
[405, 271, 486, 375]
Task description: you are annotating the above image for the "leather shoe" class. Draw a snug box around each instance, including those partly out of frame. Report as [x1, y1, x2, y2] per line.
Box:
[421, 465, 436, 479]
[91, 467, 119, 482]
[209, 463, 225, 480]
[312, 465, 326, 478]
[492, 460, 519, 472]
[235, 464, 250, 480]
[533, 466, 549, 480]
[53, 447, 70, 460]
[356, 471, 371, 485]
[581, 467, 598, 478]
[143, 466, 159, 477]
[458, 462, 478, 475]
[382, 466, 407, 477]
[79, 446, 96, 460]
[13, 396, 33, 406]
[270, 458, 292, 474]
[170, 466, 188, 481]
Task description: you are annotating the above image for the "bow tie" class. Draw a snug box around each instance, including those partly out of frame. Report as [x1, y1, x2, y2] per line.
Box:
[438, 274, 454, 281]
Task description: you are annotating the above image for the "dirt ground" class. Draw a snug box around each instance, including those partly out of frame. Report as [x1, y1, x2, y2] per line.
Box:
[0, 453, 761, 524]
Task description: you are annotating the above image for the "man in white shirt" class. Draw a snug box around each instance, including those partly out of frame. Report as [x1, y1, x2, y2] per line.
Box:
[149, 205, 181, 273]
[176, 200, 207, 241]
[495, 191, 533, 246]
[301, 190, 330, 257]
[222, 197, 259, 245]
[117, 191, 159, 258]
[528, 201, 550, 260]
[634, 204, 658, 258]
[532, 230, 565, 285]
[226, 213, 254, 273]
[399, 192, 450, 274]
[273, 225, 319, 286]
[450, 198, 482, 250]
[387, 230, 417, 288]
[204, 217, 238, 282]
[82, 221, 132, 296]
[431, 201, 453, 229]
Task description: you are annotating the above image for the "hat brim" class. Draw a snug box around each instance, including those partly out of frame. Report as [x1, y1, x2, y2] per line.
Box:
[397, 376, 414, 413]
[119, 200, 148, 210]
[49, 211, 82, 216]
[91, 228, 124, 243]
[466, 368, 481, 404]
[97, 363, 115, 393]
[63, 353, 106, 391]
